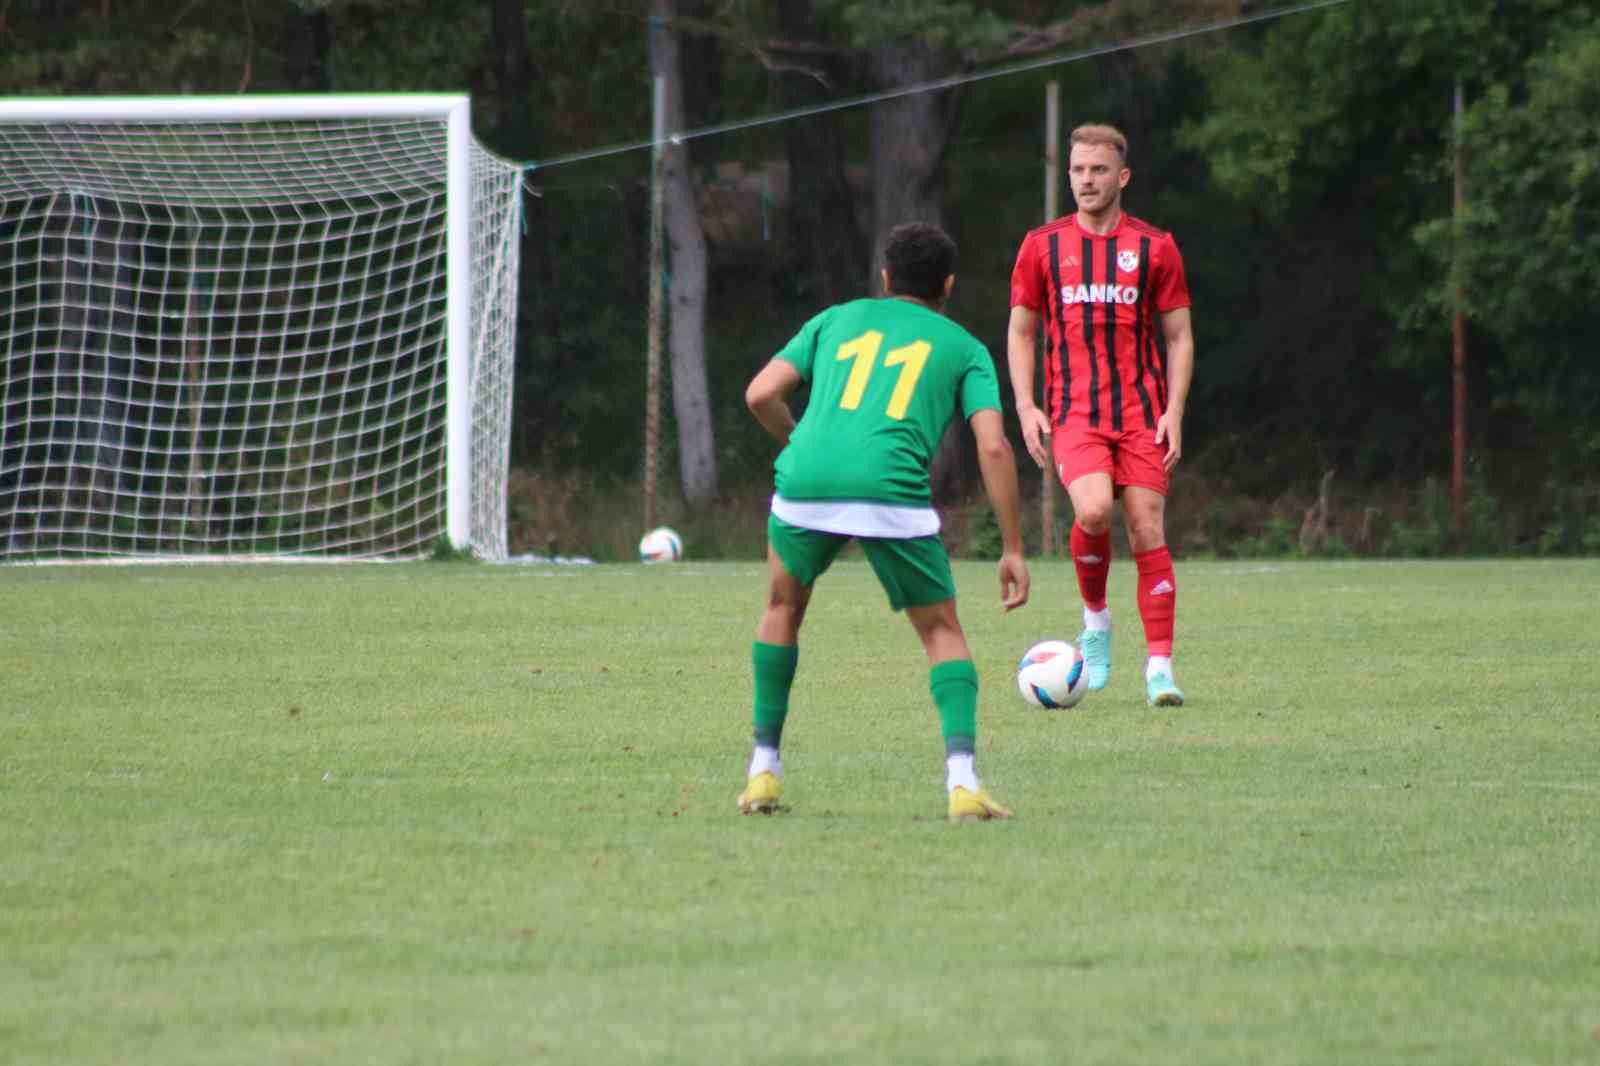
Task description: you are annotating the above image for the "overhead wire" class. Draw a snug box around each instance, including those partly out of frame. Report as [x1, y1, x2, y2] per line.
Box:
[521, 0, 1350, 177]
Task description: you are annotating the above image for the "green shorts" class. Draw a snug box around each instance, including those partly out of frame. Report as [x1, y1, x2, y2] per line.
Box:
[767, 515, 956, 612]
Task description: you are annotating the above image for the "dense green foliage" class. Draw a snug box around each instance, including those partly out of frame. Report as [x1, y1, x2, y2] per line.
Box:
[3, 0, 1596, 555]
[5, 558, 1600, 1063]
[1181, 0, 1600, 550]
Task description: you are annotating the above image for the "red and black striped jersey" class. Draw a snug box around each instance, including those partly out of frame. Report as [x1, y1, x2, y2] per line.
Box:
[1010, 212, 1190, 432]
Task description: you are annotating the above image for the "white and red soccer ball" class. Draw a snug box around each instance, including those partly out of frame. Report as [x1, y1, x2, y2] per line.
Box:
[1016, 639, 1088, 709]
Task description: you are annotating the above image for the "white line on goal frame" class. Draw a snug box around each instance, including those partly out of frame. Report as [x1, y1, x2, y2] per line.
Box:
[0, 93, 478, 552]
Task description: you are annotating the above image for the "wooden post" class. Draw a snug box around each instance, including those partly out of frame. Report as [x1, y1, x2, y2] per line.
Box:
[1040, 81, 1061, 555]
[1451, 80, 1467, 546]
[644, 14, 667, 531]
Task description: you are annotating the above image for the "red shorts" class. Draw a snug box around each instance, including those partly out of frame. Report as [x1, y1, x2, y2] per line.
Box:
[1051, 424, 1169, 497]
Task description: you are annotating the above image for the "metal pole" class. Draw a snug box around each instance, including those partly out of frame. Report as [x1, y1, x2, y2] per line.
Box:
[1452, 80, 1467, 545]
[1040, 80, 1061, 555]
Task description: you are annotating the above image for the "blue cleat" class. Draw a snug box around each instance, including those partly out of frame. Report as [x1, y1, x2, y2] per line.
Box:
[1078, 628, 1111, 691]
[1146, 671, 1185, 707]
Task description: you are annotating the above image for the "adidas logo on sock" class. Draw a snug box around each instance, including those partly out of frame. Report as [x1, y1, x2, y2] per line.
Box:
[1148, 579, 1174, 596]
[1076, 554, 1103, 565]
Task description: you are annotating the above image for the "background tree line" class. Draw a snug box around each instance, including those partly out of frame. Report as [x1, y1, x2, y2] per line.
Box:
[3, 0, 1597, 558]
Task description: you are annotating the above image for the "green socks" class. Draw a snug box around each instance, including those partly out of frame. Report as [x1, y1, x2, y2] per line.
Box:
[751, 641, 799, 749]
[754, 646, 976, 758]
[930, 658, 979, 757]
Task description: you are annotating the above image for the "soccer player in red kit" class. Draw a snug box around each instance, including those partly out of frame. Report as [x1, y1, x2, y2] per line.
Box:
[1006, 123, 1195, 706]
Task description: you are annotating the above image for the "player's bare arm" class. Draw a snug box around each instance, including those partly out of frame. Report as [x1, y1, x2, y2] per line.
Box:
[970, 408, 1030, 611]
[1005, 305, 1051, 470]
[1155, 306, 1194, 472]
[745, 358, 802, 446]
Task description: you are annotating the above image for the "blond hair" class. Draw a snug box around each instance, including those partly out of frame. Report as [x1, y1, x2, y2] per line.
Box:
[1070, 123, 1128, 162]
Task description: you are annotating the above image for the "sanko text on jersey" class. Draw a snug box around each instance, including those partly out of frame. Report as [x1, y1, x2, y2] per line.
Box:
[1060, 283, 1140, 306]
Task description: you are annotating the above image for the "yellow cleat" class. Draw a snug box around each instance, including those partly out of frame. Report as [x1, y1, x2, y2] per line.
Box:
[737, 771, 782, 814]
[947, 786, 1014, 822]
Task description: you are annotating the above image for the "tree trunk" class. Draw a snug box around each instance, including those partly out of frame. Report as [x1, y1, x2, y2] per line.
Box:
[181, 213, 212, 543]
[492, 0, 534, 147]
[288, 5, 332, 91]
[58, 196, 130, 522]
[866, 43, 961, 281]
[658, 0, 718, 505]
[492, 0, 562, 463]
[777, 0, 868, 308]
[867, 43, 966, 499]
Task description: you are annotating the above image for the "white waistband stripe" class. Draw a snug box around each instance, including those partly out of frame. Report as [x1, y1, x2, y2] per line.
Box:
[770, 495, 941, 539]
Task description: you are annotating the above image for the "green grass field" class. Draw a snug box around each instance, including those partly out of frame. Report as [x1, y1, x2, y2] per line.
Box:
[3, 557, 1598, 1065]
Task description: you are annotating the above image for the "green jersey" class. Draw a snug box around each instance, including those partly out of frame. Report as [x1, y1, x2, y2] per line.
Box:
[771, 297, 1000, 529]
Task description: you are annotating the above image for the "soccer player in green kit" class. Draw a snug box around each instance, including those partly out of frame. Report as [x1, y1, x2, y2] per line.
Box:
[738, 222, 1031, 822]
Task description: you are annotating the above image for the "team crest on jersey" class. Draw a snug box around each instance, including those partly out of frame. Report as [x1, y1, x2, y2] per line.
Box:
[1117, 249, 1140, 273]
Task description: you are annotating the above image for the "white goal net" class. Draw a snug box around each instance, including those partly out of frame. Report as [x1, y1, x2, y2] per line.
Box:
[0, 95, 521, 562]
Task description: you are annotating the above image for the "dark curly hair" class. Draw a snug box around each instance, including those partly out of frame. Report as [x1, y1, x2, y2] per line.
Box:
[884, 222, 956, 303]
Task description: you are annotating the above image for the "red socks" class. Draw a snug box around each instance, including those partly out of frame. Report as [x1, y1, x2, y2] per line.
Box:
[1074, 525, 1177, 658]
[1134, 546, 1176, 657]
[1070, 523, 1111, 612]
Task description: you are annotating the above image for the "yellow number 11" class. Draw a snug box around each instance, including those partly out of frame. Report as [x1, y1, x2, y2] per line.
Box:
[834, 331, 931, 421]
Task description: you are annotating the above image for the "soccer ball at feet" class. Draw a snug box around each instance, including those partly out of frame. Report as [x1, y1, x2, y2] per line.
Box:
[1016, 639, 1088, 709]
[639, 526, 684, 563]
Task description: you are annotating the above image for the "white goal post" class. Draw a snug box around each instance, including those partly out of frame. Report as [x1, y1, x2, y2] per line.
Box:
[0, 94, 522, 562]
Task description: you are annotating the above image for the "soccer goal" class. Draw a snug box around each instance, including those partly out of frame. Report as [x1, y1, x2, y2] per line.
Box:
[0, 94, 521, 563]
